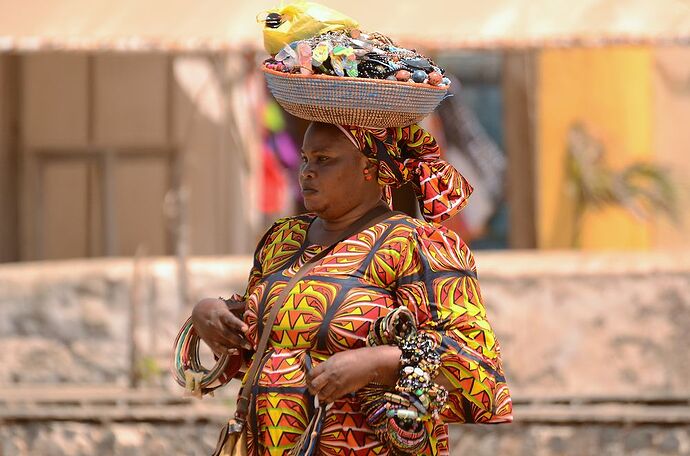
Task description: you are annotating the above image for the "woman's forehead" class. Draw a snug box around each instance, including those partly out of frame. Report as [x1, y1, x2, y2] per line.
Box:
[303, 123, 357, 154]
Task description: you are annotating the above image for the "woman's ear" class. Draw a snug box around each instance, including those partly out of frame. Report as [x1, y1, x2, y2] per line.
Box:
[362, 161, 379, 183]
[367, 163, 379, 178]
[361, 157, 377, 173]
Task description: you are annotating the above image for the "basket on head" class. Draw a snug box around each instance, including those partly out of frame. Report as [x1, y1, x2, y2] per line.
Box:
[263, 67, 449, 128]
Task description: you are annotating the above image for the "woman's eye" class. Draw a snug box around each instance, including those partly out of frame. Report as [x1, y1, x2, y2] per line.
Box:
[300, 155, 329, 164]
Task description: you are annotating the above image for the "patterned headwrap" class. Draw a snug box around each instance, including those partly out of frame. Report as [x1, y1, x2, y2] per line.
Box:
[335, 124, 473, 222]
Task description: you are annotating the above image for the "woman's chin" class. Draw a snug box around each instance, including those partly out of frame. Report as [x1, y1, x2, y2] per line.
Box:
[302, 195, 324, 213]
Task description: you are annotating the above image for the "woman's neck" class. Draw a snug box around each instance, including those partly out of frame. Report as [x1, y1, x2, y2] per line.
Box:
[310, 199, 388, 245]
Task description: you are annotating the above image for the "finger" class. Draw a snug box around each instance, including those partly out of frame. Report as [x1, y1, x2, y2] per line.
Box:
[306, 360, 329, 391]
[307, 371, 330, 396]
[218, 333, 249, 350]
[205, 341, 226, 357]
[211, 314, 250, 350]
[309, 361, 325, 379]
[220, 311, 249, 334]
[207, 337, 244, 356]
[212, 330, 252, 351]
[318, 383, 339, 404]
[217, 323, 251, 349]
[211, 342, 239, 357]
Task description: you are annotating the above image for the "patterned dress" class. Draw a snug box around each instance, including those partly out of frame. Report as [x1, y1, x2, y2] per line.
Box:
[230, 212, 512, 456]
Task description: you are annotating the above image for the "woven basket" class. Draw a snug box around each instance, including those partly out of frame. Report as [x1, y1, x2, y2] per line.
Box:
[263, 67, 448, 128]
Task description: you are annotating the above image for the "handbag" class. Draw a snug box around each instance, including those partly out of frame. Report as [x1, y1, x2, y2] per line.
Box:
[212, 204, 397, 456]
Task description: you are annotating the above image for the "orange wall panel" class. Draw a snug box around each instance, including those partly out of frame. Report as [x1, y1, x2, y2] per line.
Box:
[537, 47, 653, 249]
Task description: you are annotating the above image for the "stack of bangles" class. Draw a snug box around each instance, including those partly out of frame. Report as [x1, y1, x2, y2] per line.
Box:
[357, 307, 448, 454]
[171, 297, 244, 397]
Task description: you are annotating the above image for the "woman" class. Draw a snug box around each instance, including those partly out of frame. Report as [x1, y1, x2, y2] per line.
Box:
[192, 121, 512, 455]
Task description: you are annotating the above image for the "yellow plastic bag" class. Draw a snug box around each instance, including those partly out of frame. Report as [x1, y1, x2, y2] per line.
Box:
[260, 1, 359, 55]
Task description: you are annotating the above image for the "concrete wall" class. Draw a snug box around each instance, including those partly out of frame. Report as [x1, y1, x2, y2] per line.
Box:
[1, 251, 688, 395]
[0, 255, 251, 385]
[2, 421, 687, 456]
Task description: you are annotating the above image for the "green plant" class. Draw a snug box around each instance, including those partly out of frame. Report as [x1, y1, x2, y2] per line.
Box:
[565, 123, 678, 247]
[137, 355, 163, 384]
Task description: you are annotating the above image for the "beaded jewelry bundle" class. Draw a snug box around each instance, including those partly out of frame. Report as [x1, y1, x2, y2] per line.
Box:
[357, 307, 448, 454]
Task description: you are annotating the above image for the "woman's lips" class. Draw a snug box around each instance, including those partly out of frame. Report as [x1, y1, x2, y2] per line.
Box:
[301, 188, 318, 194]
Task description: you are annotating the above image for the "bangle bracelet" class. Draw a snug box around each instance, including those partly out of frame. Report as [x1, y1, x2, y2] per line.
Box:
[172, 316, 232, 397]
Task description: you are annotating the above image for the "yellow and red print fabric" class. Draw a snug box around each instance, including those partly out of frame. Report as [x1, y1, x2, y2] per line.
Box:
[229, 213, 512, 456]
[344, 124, 474, 223]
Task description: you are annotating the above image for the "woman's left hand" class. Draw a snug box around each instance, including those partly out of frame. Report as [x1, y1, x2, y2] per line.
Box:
[306, 345, 401, 404]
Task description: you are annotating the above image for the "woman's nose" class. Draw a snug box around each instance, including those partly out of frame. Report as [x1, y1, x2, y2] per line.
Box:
[300, 163, 316, 179]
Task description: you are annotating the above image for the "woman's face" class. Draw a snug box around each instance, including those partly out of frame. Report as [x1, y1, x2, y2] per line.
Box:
[300, 122, 380, 219]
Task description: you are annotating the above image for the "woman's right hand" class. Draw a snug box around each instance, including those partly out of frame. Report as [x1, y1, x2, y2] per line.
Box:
[191, 298, 251, 356]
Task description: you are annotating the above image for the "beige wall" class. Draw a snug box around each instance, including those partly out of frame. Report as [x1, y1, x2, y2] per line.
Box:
[93, 55, 169, 147]
[652, 46, 690, 249]
[20, 53, 171, 259]
[21, 54, 88, 259]
[17, 54, 193, 260]
[22, 54, 89, 147]
[171, 55, 263, 256]
[172, 62, 223, 256]
[8, 52, 260, 262]
[94, 54, 170, 256]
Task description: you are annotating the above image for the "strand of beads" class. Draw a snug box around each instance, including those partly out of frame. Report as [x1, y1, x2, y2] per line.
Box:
[396, 333, 448, 420]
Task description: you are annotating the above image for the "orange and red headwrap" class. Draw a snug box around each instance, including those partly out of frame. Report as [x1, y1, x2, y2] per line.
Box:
[336, 124, 473, 222]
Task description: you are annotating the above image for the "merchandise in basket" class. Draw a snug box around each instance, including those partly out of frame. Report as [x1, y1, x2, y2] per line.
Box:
[260, 15, 453, 128]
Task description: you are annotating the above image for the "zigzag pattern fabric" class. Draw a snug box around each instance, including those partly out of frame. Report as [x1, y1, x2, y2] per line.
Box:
[226, 213, 512, 455]
[343, 124, 474, 222]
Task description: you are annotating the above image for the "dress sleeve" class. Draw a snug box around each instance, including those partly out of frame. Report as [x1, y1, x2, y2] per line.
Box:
[394, 223, 513, 424]
[218, 219, 285, 380]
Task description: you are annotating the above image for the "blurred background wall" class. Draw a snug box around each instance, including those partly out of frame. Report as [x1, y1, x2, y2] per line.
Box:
[1, 46, 689, 262]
